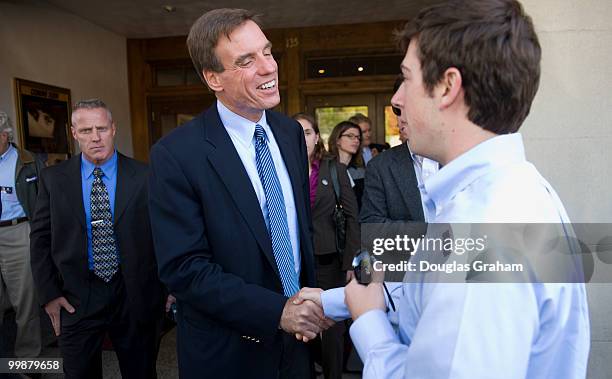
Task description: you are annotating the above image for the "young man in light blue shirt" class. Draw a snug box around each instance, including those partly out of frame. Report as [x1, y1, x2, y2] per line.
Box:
[295, 1, 590, 378]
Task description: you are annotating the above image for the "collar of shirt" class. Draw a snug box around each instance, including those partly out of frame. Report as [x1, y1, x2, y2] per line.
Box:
[217, 100, 271, 147]
[81, 150, 118, 181]
[0, 144, 15, 161]
[425, 133, 526, 214]
[407, 141, 439, 172]
[406, 141, 423, 167]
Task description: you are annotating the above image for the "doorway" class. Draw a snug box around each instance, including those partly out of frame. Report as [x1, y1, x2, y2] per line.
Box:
[148, 93, 216, 146]
[305, 92, 400, 149]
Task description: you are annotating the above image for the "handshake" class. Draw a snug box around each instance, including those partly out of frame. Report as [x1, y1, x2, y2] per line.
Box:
[279, 279, 387, 343]
[279, 254, 387, 343]
[279, 288, 331, 343]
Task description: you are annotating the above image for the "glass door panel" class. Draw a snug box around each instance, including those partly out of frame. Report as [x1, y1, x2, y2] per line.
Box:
[314, 105, 368, 148]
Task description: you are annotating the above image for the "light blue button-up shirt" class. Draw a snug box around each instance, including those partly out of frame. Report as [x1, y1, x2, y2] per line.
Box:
[362, 146, 373, 165]
[217, 100, 301, 275]
[321, 133, 590, 378]
[407, 142, 439, 222]
[0, 145, 26, 220]
[81, 151, 118, 270]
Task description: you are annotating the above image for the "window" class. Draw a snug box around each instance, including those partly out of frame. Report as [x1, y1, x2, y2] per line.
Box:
[315, 106, 368, 148]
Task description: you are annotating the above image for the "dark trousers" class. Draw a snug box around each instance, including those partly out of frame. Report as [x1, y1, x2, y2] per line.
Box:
[280, 332, 314, 379]
[315, 254, 346, 379]
[58, 272, 159, 379]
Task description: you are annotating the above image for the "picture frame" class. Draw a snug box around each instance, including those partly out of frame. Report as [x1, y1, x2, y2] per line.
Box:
[13, 78, 73, 164]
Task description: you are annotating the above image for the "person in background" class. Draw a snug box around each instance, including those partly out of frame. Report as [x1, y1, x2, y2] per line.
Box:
[30, 99, 168, 378]
[368, 143, 390, 158]
[0, 111, 44, 362]
[348, 113, 373, 165]
[327, 121, 365, 209]
[293, 113, 359, 379]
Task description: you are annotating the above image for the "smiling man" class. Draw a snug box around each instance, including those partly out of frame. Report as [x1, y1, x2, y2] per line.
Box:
[147, 9, 329, 379]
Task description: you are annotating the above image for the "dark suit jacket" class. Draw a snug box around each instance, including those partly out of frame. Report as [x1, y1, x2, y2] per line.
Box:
[147, 105, 316, 377]
[29, 153, 164, 324]
[360, 143, 425, 223]
[312, 159, 360, 270]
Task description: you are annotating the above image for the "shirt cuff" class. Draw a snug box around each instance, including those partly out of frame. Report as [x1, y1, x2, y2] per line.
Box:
[321, 287, 351, 321]
[349, 309, 398, 360]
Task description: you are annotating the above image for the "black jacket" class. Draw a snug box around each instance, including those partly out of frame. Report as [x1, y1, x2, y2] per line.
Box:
[29, 153, 164, 324]
[13, 144, 45, 220]
[311, 158, 360, 270]
[360, 143, 425, 223]
[148, 106, 316, 377]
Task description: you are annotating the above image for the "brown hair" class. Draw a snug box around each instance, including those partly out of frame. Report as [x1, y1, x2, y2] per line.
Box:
[187, 9, 261, 82]
[395, 0, 541, 134]
[348, 113, 372, 128]
[292, 113, 326, 161]
[328, 121, 364, 168]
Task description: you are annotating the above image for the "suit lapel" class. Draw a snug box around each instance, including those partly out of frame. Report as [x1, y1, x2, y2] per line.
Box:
[114, 153, 138, 226]
[267, 111, 313, 282]
[390, 144, 425, 221]
[204, 107, 280, 278]
[62, 155, 86, 229]
[267, 112, 305, 216]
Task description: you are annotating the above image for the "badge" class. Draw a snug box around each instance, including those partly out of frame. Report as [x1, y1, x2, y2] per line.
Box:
[321, 179, 328, 186]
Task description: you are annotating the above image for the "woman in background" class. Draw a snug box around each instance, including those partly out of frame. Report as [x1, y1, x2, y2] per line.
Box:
[327, 121, 366, 209]
[293, 113, 359, 379]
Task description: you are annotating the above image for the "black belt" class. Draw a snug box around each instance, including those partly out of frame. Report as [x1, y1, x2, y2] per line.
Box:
[0, 217, 28, 227]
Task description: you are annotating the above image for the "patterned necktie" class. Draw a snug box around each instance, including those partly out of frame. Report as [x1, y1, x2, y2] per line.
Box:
[91, 167, 119, 282]
[253, 125, 300, 297]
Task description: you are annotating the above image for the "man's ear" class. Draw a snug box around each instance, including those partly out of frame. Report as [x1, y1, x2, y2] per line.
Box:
[438, 67, 463, 110]
[203, 70, 223, 92]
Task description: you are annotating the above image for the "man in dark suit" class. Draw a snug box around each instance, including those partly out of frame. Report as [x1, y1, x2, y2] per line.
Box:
[148, 9, 331, 379]
[30, 99, 167, 378]
[360, 142, 425, 223]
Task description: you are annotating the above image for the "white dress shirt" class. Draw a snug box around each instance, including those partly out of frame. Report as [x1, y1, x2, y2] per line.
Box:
[321, 133, 590, 379]
[217, 100, 301, 274]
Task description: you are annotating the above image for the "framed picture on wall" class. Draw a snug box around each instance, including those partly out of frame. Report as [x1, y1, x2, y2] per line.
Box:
[13, 78, 73, 165]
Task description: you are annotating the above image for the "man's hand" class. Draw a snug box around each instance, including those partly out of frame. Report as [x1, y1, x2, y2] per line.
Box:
[294, 287, 323, 307]
[345, 270, 355, 283]
[280, 293, 329, 342]
[165, 294, 176, 312]
[44, 296, 75, 336]
[344, 279, 386, 321]
[291, 288, 335, 342]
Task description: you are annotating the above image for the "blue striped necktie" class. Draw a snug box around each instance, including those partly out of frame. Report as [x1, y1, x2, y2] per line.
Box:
[253, 124, 300, 297]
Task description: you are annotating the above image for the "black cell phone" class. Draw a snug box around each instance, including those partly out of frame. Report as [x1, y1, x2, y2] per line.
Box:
[351, 249, 396, 312]
[352, 249, 375, 284]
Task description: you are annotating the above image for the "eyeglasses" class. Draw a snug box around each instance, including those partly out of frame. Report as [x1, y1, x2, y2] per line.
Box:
[392, 106, 401, 116]
[340, 133, 361, 141]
